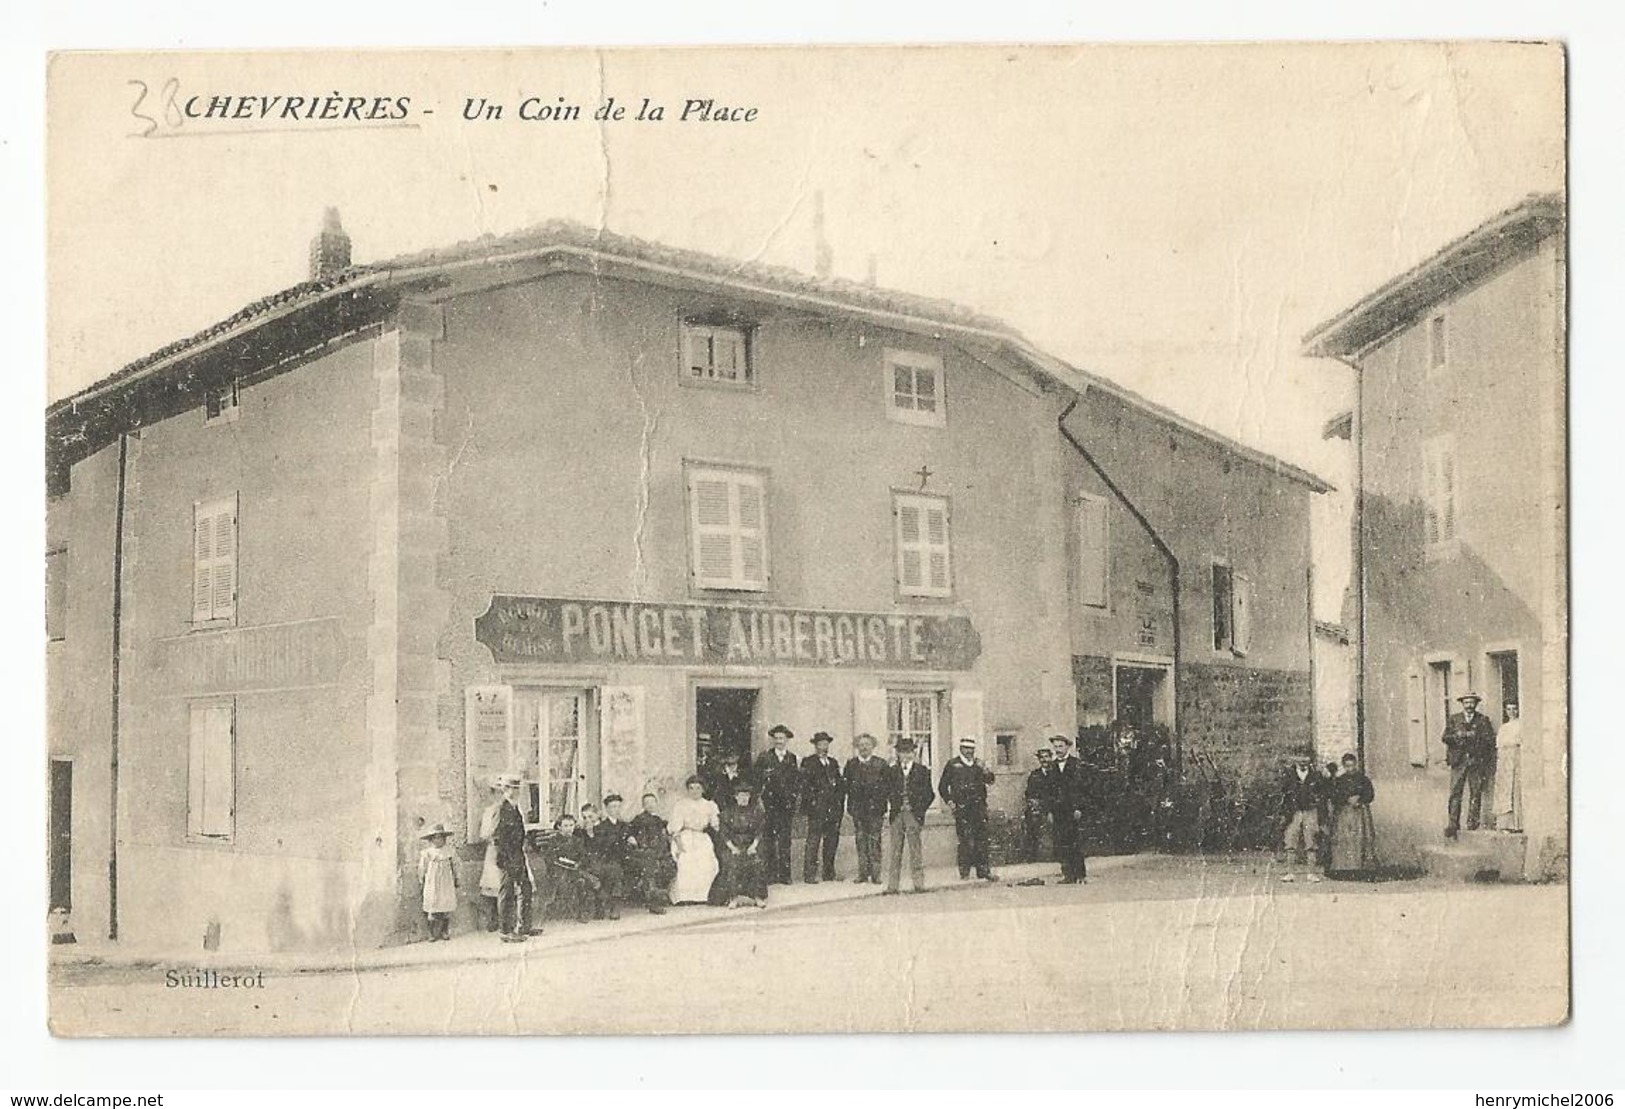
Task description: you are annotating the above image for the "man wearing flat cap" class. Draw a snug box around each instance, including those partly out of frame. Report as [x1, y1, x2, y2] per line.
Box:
[800, 731, 846, 883]
[756, 723, 801, 884]
[938, 736, 998, 881]
[1442, 692, 1497, 838]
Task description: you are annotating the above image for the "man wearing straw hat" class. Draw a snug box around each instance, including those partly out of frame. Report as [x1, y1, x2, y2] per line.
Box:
[939, 736, 998, 882]
[1442, 692, 1497, 839]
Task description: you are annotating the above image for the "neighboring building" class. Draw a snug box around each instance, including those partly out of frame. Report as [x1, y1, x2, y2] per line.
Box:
[1302, 193, 1567, 880]
[47, 215, 1326, 951]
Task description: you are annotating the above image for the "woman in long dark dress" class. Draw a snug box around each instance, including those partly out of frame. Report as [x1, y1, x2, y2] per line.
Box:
[1328, 752, 1379, 876]
[716, 779, 769, 908]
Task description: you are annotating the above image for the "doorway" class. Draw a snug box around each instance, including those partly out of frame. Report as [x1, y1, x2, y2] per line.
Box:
[1424, 658, 1455, 760]
[49, 759, 72, 912]
[1487, 649, 1521, 723]
[1113, 658, 1174, 730]
[695, 686, 760, 771]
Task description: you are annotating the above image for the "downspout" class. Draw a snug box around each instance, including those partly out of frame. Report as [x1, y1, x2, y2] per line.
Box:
[108, 433, 129, 940]
[1330, 354, 1366, 770]
[1058, 393, 1183, 772]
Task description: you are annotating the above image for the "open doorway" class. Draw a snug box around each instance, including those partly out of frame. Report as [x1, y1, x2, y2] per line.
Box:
[695, 686, 760, 771]
[1487, 649, 1521, 723]
[1113, 657, 1174, 731]
[1423, 658, 1455, 761]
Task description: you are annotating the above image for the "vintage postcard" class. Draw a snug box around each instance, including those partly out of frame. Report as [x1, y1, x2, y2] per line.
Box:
[44, 43, 1568, 1036]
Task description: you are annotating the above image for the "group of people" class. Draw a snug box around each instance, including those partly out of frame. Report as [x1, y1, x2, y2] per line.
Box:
[1443, 691, 1524, 838]
[1018, 733, 1097, 882]
[1277, 751, 1379, 882]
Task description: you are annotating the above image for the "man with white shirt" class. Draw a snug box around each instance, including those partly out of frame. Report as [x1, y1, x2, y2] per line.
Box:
[938, 736, 998, 881]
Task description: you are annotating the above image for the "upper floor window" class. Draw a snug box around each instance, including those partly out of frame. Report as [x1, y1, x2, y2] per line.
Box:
[687, 466, 769, 591]
[1211, 561, 1254, 656]
[45, 548, 66, 641]
[1422, 434, 1459, 547]
[1427, 314, 1448, 376]
[683, 323, 753, 388]
[894, 492, 952, 598]
[885, 349, 946, 427]
[1075, 493, 1109, 608]
[205, 379, 240, 425]
[192, 495, 239, 624]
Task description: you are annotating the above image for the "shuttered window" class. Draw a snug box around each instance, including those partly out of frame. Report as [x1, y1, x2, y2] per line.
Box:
[192, 495, 238, 624]
[885, 349, 946, 427]
[1212, 561, 1254, 656]
[1423, 435, 1458, 546]
[1075, 493, 1109, 608]
[687, 467, 769, 591]
[894, 493, 952, 597]
[188, 699, 235, 841]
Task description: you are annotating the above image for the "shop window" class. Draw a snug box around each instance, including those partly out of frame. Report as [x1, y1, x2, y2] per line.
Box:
[1075, 493, 1109, 608]
[205, 379, 240, 425]
[1211, 561, 1253, 656]
[187, 699, 235, 842]
[682, 323, 753, 388]
[1422, 435, 1459, 548]
[894, 492, 952, 597]
[687, 466, 769, 592]
[995, 732, 1016, 768]
[192, 495, 239, 624]
[885, 349, 946, 427]
[887, 689, 940, 767]
[46, 548, 66, 641]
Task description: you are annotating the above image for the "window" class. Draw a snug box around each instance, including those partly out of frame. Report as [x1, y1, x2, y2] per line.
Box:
[683, 323, 752, 387]
[1427, 314, 1447, 375]
[887, 689, 940, 767]
[894, 493, 952, 597]
[885, 349, 946, 427]
[192, 495, 239, 624]
[187, 699, 235, 841]
[1211, 562, 1253, 656]
[1422, 435, 1458, 547]
[687, 466, 769, 591]
[46, 548, 66, 641]
[1075, 493, 1109, 608]
[994, 732, 1016, 768]
[205, 379, 240, 425]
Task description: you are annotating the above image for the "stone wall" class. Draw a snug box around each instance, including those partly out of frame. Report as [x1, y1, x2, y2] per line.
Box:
[1179, 662, 1312, 788]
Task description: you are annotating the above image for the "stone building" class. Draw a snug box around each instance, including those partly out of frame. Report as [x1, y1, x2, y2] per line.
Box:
[1302, 193, 1567, 880]
[47, 215, 1326, 951]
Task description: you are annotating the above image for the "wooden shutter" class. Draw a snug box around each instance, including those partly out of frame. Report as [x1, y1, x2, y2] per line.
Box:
[1232, 573, 1254, 657]
[925, 501, 951, 593]
[852, 688, 888, 747]
[188, 700, 234, 839]
[1076, 495, 1109, 607]
[1440, 448, 1457, 540]
[464, 685, 514, 838]
[949, 689, 986, 761]
[690, 469, 767, 590]
[896, 501, 923, 590]
[193, 496, 237, 622]
[1405, 668, 1427, 766]
[896, 494, 951, 597]
[736, 476, 768, 586]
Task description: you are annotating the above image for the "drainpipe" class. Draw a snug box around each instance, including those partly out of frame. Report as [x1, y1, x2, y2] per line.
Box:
[108, 432, 130, 940]
[1058, 393, 1183, 772]
[1328, 354, 1366, 771]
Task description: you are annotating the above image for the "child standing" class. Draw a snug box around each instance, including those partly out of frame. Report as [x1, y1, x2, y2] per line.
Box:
[417, 822, 459, 941]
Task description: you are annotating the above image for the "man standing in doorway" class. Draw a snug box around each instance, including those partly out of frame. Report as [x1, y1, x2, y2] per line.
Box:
[844, 732, 890, 884]
[939, 736, 998, 881]
[800, 731, 845, 883]
[757, 723, 801, 884]
[1049, 734, 1089, 883]
[884, 737, 935, 894]
[1443, 692, 1498, 838]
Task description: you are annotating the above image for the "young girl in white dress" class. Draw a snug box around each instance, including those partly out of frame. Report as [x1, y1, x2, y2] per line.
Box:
[417, 822, 459, 940]
[666, 775, 720, 904]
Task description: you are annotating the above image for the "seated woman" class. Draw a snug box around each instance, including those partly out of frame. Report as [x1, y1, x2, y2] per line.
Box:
[716, 778, 769, 909]
[1328, 752, 1379, 877]
[534, 814, 604, 923]
[667, 775, 720, 905]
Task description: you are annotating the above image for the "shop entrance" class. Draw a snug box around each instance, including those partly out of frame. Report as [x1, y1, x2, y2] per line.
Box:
[695, 686, 760, 771]
[1113, 657, 1174, 730]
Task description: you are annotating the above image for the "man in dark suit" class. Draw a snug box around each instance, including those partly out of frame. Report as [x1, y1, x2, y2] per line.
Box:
[938, 736, 998, 881]
[626, 792, 675, 914]
[1278, 754, 1329, 882]
[1443, 692, 1498, 838]
[884, 736, 935, 893]
[489, 772, 533, 942]
[1049, 734, 1089, 883]
[1022, 746, 1055, 863]
[579, 801, 628, 920]
[756, 723, 801, 884]
[702, 751, 751, 809]
[844, 732, 890, 883]
[800, 731, 845, 883]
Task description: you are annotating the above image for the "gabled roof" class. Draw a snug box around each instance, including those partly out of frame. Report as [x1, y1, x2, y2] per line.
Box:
[1301, 192, 1565, 361]
[49, 219, 1331, 493]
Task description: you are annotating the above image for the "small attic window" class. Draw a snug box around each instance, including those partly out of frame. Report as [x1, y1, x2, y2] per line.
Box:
[682, 322, 754, 389]
[205, 380, 240, 426]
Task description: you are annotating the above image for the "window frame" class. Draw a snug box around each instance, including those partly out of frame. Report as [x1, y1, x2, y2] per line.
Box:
[885, 686, 943, 768]
[684, 461, 772, 594]
[883, 348, 947, 428]
[892, 490, 954, 599]
[192, 494, 239, 628]
[204, 378, 241, 425]
[679, 321, 756, 391]
[186, 697, 236, 844]
[1075, 491, 1110, 609]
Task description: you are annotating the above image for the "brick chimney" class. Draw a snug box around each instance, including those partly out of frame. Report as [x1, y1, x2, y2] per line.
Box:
[308, 207, 352, 281]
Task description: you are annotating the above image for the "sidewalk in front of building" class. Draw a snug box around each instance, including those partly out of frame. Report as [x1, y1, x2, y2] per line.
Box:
[53, 857, 1145, 978]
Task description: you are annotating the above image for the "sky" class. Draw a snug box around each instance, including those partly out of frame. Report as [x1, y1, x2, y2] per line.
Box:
[47, 43, 1564, 491]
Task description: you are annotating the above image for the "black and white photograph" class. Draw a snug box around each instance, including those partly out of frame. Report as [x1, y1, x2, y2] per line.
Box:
[38, 42, 1571, 1039]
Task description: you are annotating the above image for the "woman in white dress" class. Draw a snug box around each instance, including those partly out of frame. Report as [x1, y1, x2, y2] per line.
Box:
[667, 775, 720, 905]
[1493, 702, 1524, 832]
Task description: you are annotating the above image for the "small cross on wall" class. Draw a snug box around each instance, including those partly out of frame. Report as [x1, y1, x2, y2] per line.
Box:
[915, 465, 933, 490]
